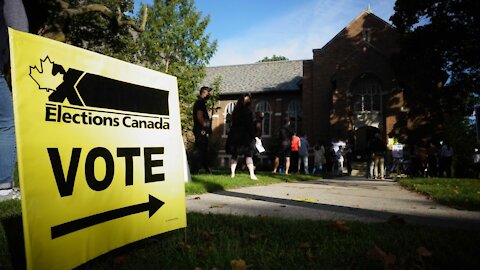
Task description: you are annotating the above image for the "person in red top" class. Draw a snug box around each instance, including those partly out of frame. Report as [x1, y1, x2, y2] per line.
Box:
[291, 132, 301, 173]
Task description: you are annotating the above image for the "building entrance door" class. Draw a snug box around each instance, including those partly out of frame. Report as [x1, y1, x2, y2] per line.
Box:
[354, 126, 379, 160]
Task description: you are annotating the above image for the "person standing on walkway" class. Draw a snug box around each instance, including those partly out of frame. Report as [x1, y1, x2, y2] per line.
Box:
[366, 137, 375, 179]
[298, 133, 310, 174]
[191, 86, 212, 174]
[227, 93, 257, 180]
[336, 145, 344, 174]
[290, 132, 300, 173]
[0, 0, 28, 198]
[473, 147, 480, 178]
[439, 141, 454, 177]
[371, 133, 387, 180]
[344, 143, 353, 175]
[272, 118, 293, 174]
[312, 141, 326, 175]
[427, 142, 438, 177]
[326, 144, 337, 174]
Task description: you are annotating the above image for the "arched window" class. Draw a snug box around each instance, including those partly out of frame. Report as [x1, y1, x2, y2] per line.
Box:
[288, 100, 302, 132]
[223, 102, 235, 135]
[352, 76, 382, 112]
[255, 101, 271, 136]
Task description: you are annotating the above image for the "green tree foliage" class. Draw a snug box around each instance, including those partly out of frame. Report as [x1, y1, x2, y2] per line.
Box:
[138, 0, 217, 134]
[391, 0, 480, 92]
[26, 0, 217, 136]
[258, 55, 289, 62]
[391, 0, 479, 118]
[391, 0, 480, 176]
[25, 0, 147, 62]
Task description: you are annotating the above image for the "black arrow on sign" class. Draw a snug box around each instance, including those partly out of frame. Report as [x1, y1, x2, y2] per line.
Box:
[51, 195, 165, 239]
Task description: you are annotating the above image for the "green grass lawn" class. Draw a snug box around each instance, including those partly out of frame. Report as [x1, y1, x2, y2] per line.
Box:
[2, 204, 480, 270]
[2, 173, 480, 269]
[398, 178, 480, 211]
[44, 214, 480, 269]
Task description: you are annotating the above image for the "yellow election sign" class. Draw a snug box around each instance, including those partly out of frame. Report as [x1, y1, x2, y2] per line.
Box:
[9, 29, 187, 270]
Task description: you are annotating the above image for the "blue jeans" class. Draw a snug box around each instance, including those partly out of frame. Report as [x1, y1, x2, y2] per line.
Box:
[0, 74, 16, 189]
[300, 155, 309, 174]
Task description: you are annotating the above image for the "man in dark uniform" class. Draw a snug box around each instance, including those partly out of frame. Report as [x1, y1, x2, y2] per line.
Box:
[191, 86, 212, 174]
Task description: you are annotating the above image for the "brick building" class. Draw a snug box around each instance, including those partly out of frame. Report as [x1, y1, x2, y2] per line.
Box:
[203, 10, 405, 168]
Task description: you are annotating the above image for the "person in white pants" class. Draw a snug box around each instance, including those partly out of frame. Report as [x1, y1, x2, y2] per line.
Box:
[226, 94, 258, 180]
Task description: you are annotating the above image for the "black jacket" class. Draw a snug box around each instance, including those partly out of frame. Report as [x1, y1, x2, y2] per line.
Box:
[0, 0, 8, 74]
[369, 137, 387, 155]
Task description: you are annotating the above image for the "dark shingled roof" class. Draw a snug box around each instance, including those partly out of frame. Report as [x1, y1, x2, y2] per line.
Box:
[203, 60, 304, 95]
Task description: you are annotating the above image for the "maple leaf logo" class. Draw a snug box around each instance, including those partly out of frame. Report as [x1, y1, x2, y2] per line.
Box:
[29, 56, 65, 92]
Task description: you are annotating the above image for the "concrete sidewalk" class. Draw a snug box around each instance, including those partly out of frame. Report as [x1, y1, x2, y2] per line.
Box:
[186, 176, 480, 230]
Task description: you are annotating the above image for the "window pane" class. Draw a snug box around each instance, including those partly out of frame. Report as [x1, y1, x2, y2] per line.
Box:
[255, 101, 271, 136]
[224, 102, 235, 135]
[288, 100, 302, 132]
[352, 77, 382, 112]
[263, 113, 270, 135]
[372, 94, 380, 111]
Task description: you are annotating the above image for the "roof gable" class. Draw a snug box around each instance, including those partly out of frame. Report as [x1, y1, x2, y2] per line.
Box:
[203, 60, 304, 95]
[314, 10, 394, 54]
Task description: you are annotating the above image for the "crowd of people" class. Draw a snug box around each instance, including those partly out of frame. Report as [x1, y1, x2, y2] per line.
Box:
[389, 141, 455, 178]
[190, 88, 393, 179]
[189, 87, 470, 180]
